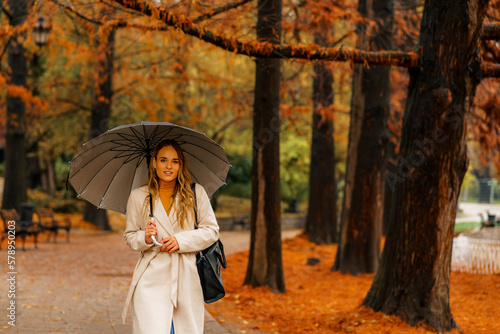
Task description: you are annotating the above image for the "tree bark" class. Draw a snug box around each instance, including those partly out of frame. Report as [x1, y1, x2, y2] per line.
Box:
[27, 142, 56, 195]
[2, 0, 29, 212]
[383, 0, 420, 235]
[26, 47, 56, 195]
[333, 0, 392, 275]
[382, 147, 397, 235]
[363, 0, 490, 331]
[244, 0, 285, 293]
[83, 28, 116, 231]
[305, 31, 337, 244]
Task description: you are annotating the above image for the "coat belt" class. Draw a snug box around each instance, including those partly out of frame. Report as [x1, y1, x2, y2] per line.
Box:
[169, 251, 180, 307]
[122, 246, 181, 323]
[148, 246, 180, 307]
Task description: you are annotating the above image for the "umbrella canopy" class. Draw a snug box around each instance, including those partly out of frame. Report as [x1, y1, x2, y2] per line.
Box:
[69, 122, 231, 214]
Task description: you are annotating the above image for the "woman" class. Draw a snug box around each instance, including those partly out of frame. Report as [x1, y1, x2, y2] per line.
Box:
[121, 139, 220, 334]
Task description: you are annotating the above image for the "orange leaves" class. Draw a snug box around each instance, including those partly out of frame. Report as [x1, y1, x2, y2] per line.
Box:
[207, 234, 500, 333]
[470, 79, 500, 171]
[5, 84, 48, 115]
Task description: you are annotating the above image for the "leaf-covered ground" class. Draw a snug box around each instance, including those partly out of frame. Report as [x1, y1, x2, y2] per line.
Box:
[207, 233, 500, 333]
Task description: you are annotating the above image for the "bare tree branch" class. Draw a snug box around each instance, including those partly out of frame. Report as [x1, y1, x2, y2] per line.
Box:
[0, 38, 11, 63]
[51, 0, 100, 26]
[193, 0, 254, 23]
[109, 0, 420, 67]
[1, 3, 12, 20]
[55, 0, 500, 74]
[482, 22, 500, 40]
[481, 62, 500, 77]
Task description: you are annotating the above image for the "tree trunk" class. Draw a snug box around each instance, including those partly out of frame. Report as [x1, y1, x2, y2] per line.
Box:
[363, 0, 489, 331]
[40, 158, 56, 195]
[173, 44, 189, 120]
[26, 141, 56, 195]
[83, 28, 116, 231]
[244, 0, 285, 293]
[305, 30, 337, 244]
[333, 0, 393, 275]
[2, 0, 29, 212]
[26, 44, 55, 195]
[382, 0, 420, 236]
[382, 151, 397, 235]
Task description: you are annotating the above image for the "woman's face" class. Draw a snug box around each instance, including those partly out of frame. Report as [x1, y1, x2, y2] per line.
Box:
[152, 145, 180, 183]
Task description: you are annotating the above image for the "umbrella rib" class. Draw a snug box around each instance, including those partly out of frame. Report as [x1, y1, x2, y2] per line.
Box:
[70, 128, 173, 182]
[178, 139, 230, 164]
[189, 168, 200, 184]
[97, 154, 147, 210]
[71, 131, 154, 179]
[183, 150, 228, 184]
[71, 149, 142, 194]
[150, 127, 179, 148]
[72, 133, 142, 164]
[177, 134, 225, 151]
[127, 155, 148, 202]
[70, 147, 142, 180]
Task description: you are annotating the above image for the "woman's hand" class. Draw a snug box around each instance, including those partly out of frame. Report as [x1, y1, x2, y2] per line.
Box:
[145, 220, 156, 244]
[160, 236, 179, 253]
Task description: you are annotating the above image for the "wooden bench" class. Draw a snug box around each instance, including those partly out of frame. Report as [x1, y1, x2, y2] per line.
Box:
[1, 209, 41, 250]
[479, 212, 496, 228]
[230, 212, 250, 230]
[35, 208, 71, 243]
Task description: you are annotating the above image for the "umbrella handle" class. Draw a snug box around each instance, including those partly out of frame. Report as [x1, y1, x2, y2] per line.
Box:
[151, 235, 164, 247]
[149, 214, 164, 247]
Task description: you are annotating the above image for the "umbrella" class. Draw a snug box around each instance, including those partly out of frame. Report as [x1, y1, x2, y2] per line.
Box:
[68, 121, 231, 215]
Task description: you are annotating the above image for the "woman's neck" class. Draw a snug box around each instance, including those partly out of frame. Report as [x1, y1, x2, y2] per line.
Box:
[158, 179, 176, 193]
[158, 179, 176, 215]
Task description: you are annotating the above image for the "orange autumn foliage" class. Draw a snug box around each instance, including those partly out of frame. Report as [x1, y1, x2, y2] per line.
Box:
[207, 234, 500, 333]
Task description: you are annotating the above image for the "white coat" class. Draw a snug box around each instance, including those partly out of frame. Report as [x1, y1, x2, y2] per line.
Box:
[122, 183, 219, 334]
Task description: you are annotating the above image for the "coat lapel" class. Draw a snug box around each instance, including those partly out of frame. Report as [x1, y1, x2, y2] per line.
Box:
[152, 195, 176, 238]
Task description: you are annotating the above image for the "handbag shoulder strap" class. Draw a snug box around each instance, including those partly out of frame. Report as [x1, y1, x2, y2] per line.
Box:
[191, 183, 198, 228]
[191, 183, 227, 267]
[218, 239, 227, 268]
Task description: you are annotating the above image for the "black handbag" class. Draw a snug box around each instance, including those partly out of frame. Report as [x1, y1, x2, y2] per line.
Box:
[192, 183, 227, 303]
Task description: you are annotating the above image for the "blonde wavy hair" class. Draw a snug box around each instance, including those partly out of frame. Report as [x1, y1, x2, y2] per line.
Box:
[146, 140, 196, 229]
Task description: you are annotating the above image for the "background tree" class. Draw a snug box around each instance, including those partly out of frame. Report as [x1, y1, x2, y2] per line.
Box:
[26, 28, 56, 196]
[305, 5, 338, 244]
[82, 23, 115, 230]
[333, 0, 393, 275]
[382, 0, 421, 235]
[473, 3, 500, 172]
[363, 0, 490, 331]
[244, 0, 285, 292]
[2, 0, 30, 212]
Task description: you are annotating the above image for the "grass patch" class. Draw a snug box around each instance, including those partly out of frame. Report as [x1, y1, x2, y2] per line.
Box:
[455, 221, 481, 234]
[214, 195, 251, 217]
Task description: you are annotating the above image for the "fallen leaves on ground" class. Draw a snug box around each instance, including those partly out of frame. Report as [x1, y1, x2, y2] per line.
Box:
[207, 233, 500, 333]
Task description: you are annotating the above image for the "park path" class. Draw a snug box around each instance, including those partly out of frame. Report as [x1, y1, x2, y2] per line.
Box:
[456, 202, 500, 223]
[0, 228, 300, 333]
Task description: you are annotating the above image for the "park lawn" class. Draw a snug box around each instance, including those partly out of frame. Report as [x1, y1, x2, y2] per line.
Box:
[454, 222, 482, 234]
[207, 233, 500, 334]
